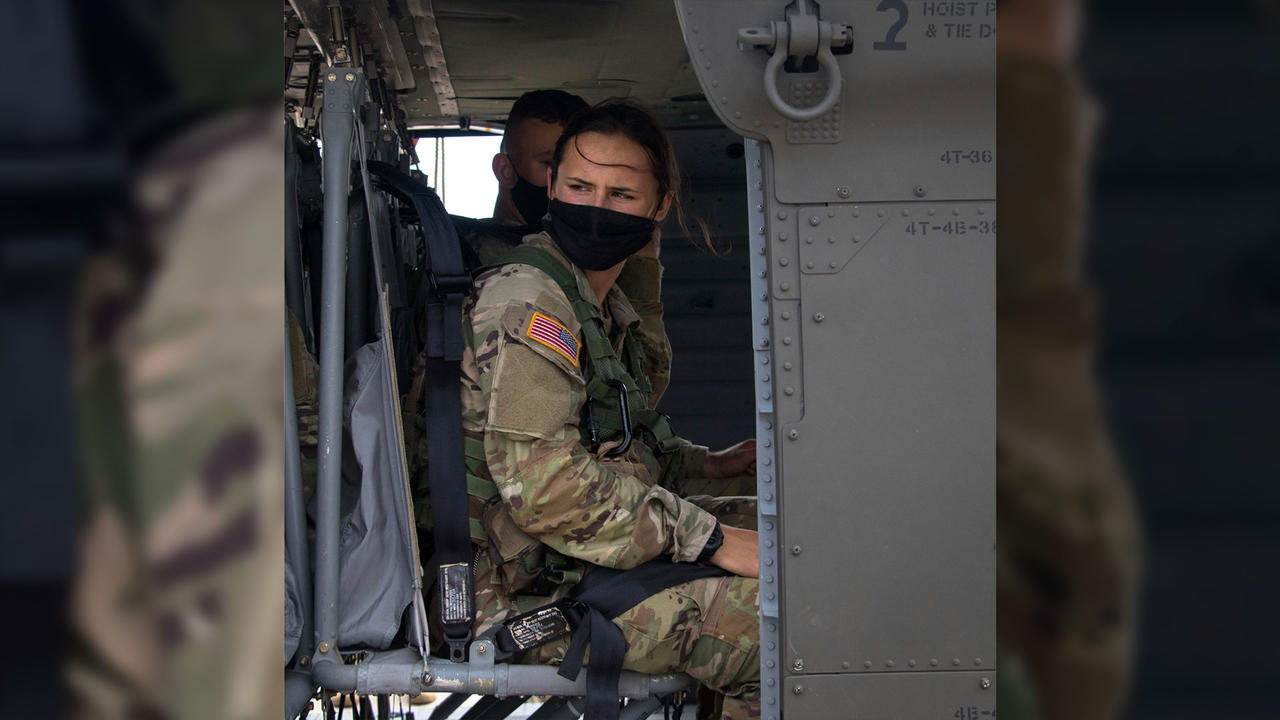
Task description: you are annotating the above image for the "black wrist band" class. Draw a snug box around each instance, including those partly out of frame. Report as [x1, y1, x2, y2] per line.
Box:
[695, 523, 724, 563]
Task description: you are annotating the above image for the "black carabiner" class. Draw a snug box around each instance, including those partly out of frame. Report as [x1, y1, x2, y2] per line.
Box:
[603, 379, 632, 457]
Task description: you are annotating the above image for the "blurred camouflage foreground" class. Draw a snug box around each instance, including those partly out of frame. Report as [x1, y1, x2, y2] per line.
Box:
[0, 1, 282, 718]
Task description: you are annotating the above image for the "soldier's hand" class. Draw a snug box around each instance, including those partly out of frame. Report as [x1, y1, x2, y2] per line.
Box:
[705, 439, 757, 478]
[709, 526, 759, 578]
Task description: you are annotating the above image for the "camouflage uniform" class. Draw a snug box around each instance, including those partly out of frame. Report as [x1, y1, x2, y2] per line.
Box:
[996, 55, 1142, 720]
[71, 109, 285, 720]
[456, 233, 760, 719]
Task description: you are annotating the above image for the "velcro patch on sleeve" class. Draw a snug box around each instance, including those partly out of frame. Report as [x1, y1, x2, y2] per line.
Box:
[525, 311, 580, 367]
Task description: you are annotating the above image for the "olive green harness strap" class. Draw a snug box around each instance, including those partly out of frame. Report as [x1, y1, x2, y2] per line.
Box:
[499, 246, 679, 455]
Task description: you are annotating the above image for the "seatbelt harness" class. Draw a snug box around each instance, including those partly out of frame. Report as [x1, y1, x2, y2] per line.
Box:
[490, 557, 728, 720]
[368, 161, 475, 661]
[498, 245, 682, 458]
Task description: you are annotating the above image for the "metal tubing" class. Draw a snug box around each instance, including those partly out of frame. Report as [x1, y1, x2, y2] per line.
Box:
[284, 126, 308, 339]
[284, 321, 314, 666]
[308, 648, 693, 700]
[313, 67, 357, 668]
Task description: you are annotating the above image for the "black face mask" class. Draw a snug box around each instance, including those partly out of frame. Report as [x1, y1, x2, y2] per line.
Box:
[543, 198, 656, 271]
[508, 162, 549, 228]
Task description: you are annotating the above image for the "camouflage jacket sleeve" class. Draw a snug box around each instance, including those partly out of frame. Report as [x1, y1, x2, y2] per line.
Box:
[469, 267, 718, 568]
[659, 439, 709, 487]
[615, 255, 672, 407]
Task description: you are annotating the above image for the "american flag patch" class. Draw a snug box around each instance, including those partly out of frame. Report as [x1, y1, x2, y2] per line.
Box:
[526, 312, 580, 367]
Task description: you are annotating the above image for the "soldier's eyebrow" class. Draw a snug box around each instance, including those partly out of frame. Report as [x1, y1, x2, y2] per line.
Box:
[565, 175, 638, 194]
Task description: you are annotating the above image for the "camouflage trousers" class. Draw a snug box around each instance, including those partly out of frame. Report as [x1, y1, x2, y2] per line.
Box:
[468, 493, 762, 719]
[521, 575, 761, 720]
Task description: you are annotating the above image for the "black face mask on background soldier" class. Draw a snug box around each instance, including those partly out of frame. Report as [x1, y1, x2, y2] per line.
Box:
[507, 159, 550, 227]
[543, 198, 655, 271]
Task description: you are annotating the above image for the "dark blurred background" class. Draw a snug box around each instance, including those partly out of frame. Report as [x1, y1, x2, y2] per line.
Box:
[1081, 1, 1280, 718]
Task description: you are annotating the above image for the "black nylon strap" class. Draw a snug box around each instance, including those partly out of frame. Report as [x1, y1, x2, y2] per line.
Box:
[368, 161, 474, 660]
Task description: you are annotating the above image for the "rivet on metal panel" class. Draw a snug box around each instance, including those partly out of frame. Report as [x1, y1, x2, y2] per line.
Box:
[981, 677, 991, 689]
[909, 659, 917, 667]
[930, 658, 939, 667]
[782, 336, 792, 345]
[793, 685, 804, 695]
[953, 658, 961, 666]
[864, 661, 873, 668]
[759, 246, 766, 255]
[836, 186, 850, 198]
[765, 422, 773, 430]
[780, 282, 790, 291]
[782, 311, 792, 320]
[767, 660, 775, 668]
[759, 271, 767, 279]
[765, 539, 774, 548]
[705, 62, 712, 69]
[977, 207, 986, 215]
[764, 492, 773, 501]
[767, 591, 776, 600]
[735, 111, 743, 119]
[828, 262, 838, 269]
[852, 235, 860, 243]
[765, 558, 774, 566]
[852, 208, 860, 217]
[761, 373, 770, 382]
[769, 642, 777, 651]
[788, 429, 799, 440]
[710, 79, 718, 87]
[755, 181, 763, 189]
[778, 232, 788, 241]
[345, 72, 355, 82]
[901, 209, 910, 216]
[761, 356, 769, 364]
[827, 237, 835, 243]
[762, 391, 771, 400]
[928, 208, 936, 216]
[974, 658, 983, 666]
[791, 545, 802, 555]
[877, 209, 886, 217]
[914, 185, 927, 198]
[327, 73, 338, 82]
[806, 262, 814, 269]
[768, 678, 776, 687]
[813, 313, 825, 323]
[779, 258, 789, 266]
[783, 362, 793, 370]
[721, 96, 729, 104]
[953, 207, 961, 216]
[886, 660, 895, 668]
[842, 661, 851, 669]
[793, 658, 804, 672]
[784, 387, 794, 396]
[760, 316, 769, 325]
[804, 237, 813, 244]
[777, 211, 788, 220]
[808, 216, 821, 226]
[827, 209, 835, 218]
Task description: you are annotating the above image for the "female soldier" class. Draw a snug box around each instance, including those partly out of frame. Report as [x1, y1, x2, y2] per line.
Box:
[459, 100, 760, 719]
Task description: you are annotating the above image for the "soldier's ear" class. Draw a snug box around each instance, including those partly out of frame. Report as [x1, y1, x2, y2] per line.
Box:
[653, 191, 674, 223]
[493, 153, 517, 189]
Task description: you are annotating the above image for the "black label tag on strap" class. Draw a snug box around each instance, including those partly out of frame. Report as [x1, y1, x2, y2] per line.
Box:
[506, 605, 573, 651]
[439, 562, 473, 625]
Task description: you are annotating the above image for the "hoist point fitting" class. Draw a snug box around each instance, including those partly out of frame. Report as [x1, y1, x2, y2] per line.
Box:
[318, 642, 330, 654]
[477, 644, 487, 655]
